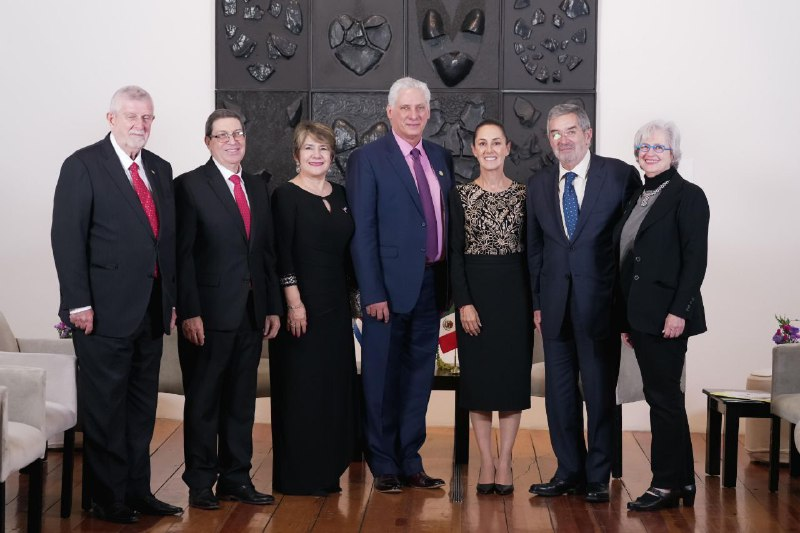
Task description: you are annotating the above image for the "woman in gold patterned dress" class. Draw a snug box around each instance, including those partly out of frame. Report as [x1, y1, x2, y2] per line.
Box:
[449, 119, 533, 496]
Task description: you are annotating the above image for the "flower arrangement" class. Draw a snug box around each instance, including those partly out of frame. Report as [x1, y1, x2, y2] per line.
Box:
[772, 315, 800, 345]
[54, 321, 73, 339]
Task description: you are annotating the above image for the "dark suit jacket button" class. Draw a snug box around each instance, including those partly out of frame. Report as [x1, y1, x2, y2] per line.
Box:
[633, 275, 639, 281]
[422, 222, 427, 227]
[564, 274, 571, 280]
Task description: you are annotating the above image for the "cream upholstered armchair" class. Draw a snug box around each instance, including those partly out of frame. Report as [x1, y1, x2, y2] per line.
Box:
[769, 343, 800, 491]
[0, 311, 75, 357]
[0, 366, 48, 533]
[531, 330, 685, 478]
[0, 351, 77, 518]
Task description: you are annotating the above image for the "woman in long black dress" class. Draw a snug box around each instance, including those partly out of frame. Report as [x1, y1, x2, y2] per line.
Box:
[269, 121, 356, 496]
[449, 119, 533, 496]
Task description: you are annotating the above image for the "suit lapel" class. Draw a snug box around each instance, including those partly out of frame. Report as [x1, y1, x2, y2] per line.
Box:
[203, 159, 248, 242]
[101, 136, 155, 240]
[572, 154, 608, 242]
[384, 136, 424, 217]
[636, 174, 685, 238]
[422, 140, 451, 216]
[544, 165, 568, 244]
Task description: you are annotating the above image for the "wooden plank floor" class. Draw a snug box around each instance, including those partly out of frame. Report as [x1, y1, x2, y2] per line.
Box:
[5, 421, 800, 532]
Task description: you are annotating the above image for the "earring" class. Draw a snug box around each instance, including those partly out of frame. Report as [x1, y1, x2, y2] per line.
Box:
[295, 163, 300, 173]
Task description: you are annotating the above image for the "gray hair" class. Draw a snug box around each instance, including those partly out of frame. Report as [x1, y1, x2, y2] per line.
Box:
[109, 85, 153, 114]
[387, 77, 431, 107]
[547, 103, 592, 132]
[633, 119, 682, 168]
[204, 108, 246, 137]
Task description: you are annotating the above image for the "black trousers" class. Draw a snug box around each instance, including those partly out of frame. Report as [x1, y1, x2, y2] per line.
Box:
[629, 330, 694, 488]
[179, 292, 262, 490]
[542, 285, 619, 484]
[74, 282, 163, 506]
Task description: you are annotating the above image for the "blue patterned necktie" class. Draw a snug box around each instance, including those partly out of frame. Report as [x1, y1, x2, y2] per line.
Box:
[562, 171, 579, 239]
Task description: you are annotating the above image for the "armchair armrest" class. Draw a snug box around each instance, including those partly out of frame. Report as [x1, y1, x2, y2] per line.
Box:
[17, 338, 76, 355]
[771, 344, 800, 397]
[0, 365, 46, 430]
[0, 351, 77, 413]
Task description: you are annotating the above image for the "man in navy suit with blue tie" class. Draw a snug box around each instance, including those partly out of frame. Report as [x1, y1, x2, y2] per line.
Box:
[527, 104, 641, 503]
[346, 77, 454, 493]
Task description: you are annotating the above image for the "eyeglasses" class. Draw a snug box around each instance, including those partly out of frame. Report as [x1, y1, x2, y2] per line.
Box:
[549, 128, 581, 141]
[122, 113, 155, 124]
[211, 130, 246, 142]
[636, 143, 671, 154]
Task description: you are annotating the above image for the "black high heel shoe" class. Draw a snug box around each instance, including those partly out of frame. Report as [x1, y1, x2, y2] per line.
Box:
[476, 468, 495, 495]
[627, 487, 681, 512]
[494, 467, 514, 496]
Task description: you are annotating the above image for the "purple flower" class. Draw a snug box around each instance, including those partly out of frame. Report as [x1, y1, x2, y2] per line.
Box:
[774, 333, 784, 344]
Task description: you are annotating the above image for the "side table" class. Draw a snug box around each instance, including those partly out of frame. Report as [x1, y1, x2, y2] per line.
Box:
[703, 388, 772, 488]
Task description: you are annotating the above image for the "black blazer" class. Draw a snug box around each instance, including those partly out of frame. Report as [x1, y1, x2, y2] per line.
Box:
[527, 154, 641, 339]
[175, 158, 281, 330]
[51, 134, 176, 338]
[613, 170, 709, 337]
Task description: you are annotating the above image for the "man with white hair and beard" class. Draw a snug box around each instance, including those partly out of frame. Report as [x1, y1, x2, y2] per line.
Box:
[52, 85, 181, 523]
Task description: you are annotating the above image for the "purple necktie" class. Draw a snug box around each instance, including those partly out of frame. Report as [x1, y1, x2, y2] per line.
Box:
[410, 148, 438, 263]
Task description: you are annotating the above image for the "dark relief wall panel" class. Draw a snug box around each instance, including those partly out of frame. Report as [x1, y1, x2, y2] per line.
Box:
[311, 2, 405, 90]
[503, 0, 597, 91]
[407, 0, 500, 90]
[214, 0, 597, 189]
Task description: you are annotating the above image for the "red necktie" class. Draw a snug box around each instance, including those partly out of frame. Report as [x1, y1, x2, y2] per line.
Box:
[129, 162, 159, 277]
[229, 174, 251, 239]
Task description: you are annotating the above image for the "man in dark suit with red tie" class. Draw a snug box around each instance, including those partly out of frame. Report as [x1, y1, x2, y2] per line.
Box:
[51, 85, 182, 523]
[527, 104, 641, 503]
[175, 109, 281, 510]
[346, 77, 454, 493]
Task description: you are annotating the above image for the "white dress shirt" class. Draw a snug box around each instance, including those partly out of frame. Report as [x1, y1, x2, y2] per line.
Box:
[212, 158, 250, 206]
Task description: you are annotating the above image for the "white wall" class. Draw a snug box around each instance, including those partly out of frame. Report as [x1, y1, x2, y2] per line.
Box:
[3, 1, 799, 432]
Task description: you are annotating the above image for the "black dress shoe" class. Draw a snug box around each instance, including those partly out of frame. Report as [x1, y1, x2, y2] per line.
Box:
[529, 477, 585, 497]
[494, 467, 514, 496]
[476, 482, 495, 495]
[217, 484, 275, 505]
[627, 487, 681, 511]
[682, 484, 696, 507]
[91, 502, 140, 524]
[128, 494, 183, 516]
[402, 471, 445, 489]
[584, 482, 609, 503]
[373, 474, 402, 493]
[189, 488, 220, 510]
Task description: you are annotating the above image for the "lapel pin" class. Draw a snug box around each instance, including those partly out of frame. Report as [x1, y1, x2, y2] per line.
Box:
[438, 170, 444, 176]
[343, 206, 348, 213]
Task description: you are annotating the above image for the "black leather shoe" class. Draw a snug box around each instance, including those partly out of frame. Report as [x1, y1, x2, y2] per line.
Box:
[584, 482, 609, 503]
[373, 474, 403, 493]
[128, 494, 183, 516]
[91, 502, 140, 524]
[189, 488, 220, 510]
[529, 477, 585, 497]
[682, 484, 696, 507]
[494, 467, 514, 496]
[402, 471, 445, 489]
[217, 484, 275, 505]
[627, 487, 681, 511]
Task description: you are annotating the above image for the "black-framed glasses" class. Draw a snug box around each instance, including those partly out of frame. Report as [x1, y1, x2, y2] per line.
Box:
[211, 130, 246, 142]
[636, 143, 671, 154]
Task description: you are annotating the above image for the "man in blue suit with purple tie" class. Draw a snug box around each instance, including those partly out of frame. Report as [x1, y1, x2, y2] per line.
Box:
[346, 77, 454, 493]
[527, 104, 641, 503]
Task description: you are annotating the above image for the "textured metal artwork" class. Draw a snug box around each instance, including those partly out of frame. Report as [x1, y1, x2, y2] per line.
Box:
[223, 0, 237, 17]
[268, 0, 281, 17]
[328, 14, 392, 76]
[284, 0, 303, 34]
[416, 4, 487, 88]
[231, 33, 257, 58]
[504, 1, 594, 88]
[248, 63, 275, 82]
[225, 24, 237, 38]
[559, 0, 590, 19]
[514, 0, 530, 8]
[243, 5, 265, 20]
